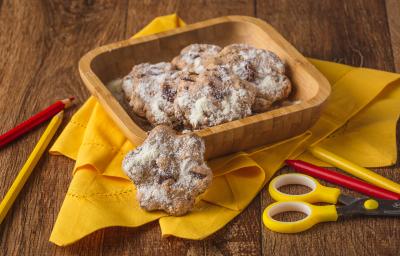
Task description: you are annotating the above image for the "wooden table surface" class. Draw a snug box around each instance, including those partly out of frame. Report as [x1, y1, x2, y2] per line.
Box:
[1, 0, 399, 255]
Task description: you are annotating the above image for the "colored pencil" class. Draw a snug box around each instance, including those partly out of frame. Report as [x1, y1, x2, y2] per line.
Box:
[0, 111, 64, 224]
[286, 159, 400, 200]
[308, 146, 400, 195]
[0, 97, 74, 148]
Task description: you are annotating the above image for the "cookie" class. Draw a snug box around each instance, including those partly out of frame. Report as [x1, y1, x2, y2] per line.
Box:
[254, 72, 292, 111]
[122, 125, 212, 216]
[172, 44, 221, 74]
[213, 44, 291, 112]
[122, 62, 181, 127]
[174, 65, 256, 130]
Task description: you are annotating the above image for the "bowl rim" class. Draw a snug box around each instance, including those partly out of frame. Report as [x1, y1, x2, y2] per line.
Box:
[79, 15, 331, 145]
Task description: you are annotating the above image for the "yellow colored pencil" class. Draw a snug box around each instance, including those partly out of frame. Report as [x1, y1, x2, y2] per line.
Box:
[309, 146, 400, 194]
[0, 111, 64, 224]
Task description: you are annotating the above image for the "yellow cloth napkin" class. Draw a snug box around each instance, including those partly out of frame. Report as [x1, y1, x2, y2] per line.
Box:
[49, 14, 400, 246]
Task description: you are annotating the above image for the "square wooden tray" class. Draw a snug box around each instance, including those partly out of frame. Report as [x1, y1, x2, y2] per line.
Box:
[79, 16, 330, 159]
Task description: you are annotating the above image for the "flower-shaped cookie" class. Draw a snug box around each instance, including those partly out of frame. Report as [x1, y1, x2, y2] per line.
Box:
[122, 125, 212, 216]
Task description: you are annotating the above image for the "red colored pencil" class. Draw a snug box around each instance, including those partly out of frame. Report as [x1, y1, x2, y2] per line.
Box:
[286, 159, 400, 200]
[0, 97, 75, 148]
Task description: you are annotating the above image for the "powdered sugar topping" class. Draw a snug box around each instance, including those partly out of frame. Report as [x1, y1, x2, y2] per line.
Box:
[172, 44, 221, 74]
[175, 65, 256, 129]
[122, 62, 180, 125]
[122, 126, 212, 216]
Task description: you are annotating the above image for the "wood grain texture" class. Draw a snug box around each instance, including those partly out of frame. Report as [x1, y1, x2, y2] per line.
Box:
[125, 0, 255, 37]
[257, 0, 395, 71]
[0, 0, 128, 255]
[386, 0, 400, 72]
[0, 0, 399, 255]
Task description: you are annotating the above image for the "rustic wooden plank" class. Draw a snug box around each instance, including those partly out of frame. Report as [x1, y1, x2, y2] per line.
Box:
[126, 0, 255, 36]
[0, 0, 128, 255]
[100, 222, 205, 256]
[257, 1, 400, 255]
[203, 196, 261, 256]
[386, 0, 400, 72]
[257, 0, 395, 71]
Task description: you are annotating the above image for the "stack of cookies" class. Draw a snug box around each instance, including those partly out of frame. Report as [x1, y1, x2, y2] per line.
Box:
[121, 43, 292, 131]
[121, 44, 292, 215]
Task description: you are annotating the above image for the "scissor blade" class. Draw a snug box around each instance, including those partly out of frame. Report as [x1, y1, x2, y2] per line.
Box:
[337, 199, 400, 217]
[376, 200, 400, 216]
[337, 194, 359, 205]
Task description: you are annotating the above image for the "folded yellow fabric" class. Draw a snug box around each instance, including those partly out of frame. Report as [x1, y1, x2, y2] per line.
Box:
[49, 14, 400, 246]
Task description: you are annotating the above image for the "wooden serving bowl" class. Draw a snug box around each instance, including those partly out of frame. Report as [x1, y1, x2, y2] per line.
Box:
[79, 16, 330, 159]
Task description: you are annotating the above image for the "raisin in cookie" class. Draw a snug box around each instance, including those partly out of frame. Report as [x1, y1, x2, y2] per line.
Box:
[122, 125, 212, 216]
[122, 62, 181, 127]
[174, 65, 256, 130]
[172, 44, 221, 74]
[212, 44, 291, 112]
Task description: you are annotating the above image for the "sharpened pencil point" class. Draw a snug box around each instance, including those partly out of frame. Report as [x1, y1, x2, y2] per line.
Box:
[61, 97, 76, 108]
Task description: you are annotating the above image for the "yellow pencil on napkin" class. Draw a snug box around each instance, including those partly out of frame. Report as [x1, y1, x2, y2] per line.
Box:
[309, 146, 400, 194]
[0, 111, 64, 224]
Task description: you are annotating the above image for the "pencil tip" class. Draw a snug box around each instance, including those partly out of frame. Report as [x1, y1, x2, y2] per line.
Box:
[61, 97, 76, 108]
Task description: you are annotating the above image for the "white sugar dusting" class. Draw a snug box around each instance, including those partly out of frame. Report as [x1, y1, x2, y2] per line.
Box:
[189, 96, 210, 126]
[122, 126, 212, 215]
[175, 66, 255, 129]
[122, 76, 133, 99]
[138, 184, 170, 205]
[232, 60, 251, 80]
[174, 44, 221, 74]
[232, 44, 285, 75]
[213, 44, 291, 112]
[115, 43, 294, 215]
[256, 73, 291, 101]
[110, 43, 292, 131]
[122, 62, 179, 125]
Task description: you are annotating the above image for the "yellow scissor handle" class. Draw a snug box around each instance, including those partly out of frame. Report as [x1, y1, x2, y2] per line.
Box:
[269, 173, 341, 204]
[263, 201, 338, 233]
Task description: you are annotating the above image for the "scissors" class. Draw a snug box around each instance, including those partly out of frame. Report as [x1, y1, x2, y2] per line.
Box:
[263, 173, 400, 233]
